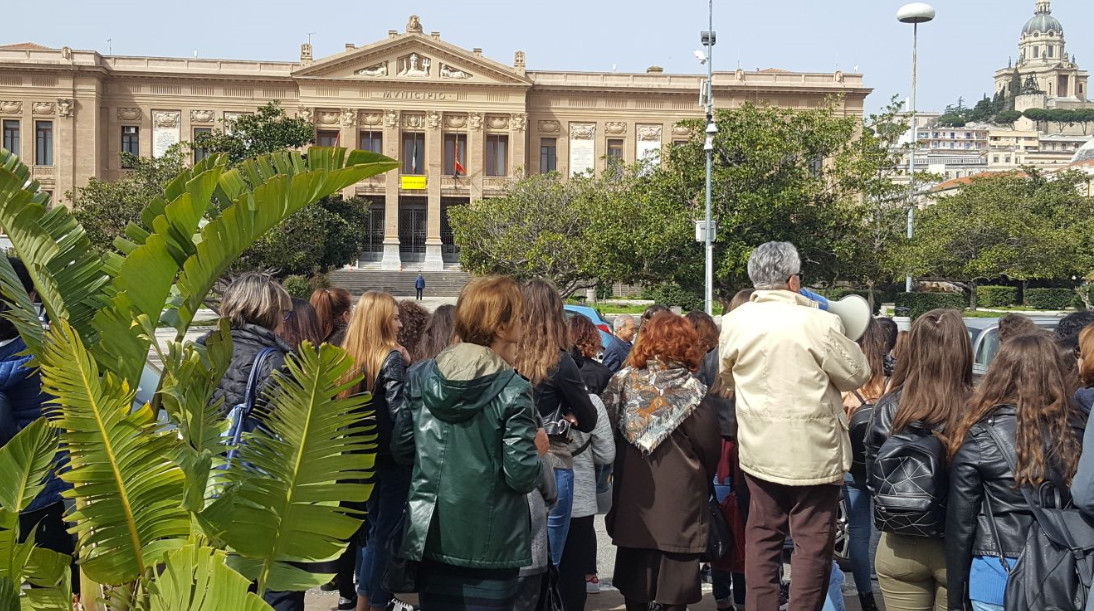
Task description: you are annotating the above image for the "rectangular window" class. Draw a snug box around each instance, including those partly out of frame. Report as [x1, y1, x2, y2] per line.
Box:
[485, 134, 508, 177]
[443, 133, 467, 176]
[1034, 46, 1040, 59]
[121, 126, 140, 167]
[402, 132, 425, 174]
[607, 139, 624, 160]
[1049, 46, 1054, 58]
[540, 138, 557, 173]
[35, 121, 52, 166]
[192, 127, 212, 163]
[316, 130, 340, 147]
[2, 120, 18, 154]
[359, 130, 383, 154]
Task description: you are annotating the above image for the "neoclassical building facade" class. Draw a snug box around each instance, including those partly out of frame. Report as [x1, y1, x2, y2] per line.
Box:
[0, 16, 869, 270]
[994, 1, 1089, 108]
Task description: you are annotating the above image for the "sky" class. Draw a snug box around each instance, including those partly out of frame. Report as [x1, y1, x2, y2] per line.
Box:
[6, 1, 1093, 115]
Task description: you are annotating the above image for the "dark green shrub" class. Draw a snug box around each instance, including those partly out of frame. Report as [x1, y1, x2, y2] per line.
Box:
[282, 275, 311, 299]
[647, 284, 704, 312]
[976, 285, 1018, 308]
[1025, 288, 1074, 310]
[894, 292, 966, 320]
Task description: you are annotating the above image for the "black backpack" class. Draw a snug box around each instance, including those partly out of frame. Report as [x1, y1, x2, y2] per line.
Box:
[983, 424, 1094, 611]
[868, 420, 948, 537]
[848, 391, 874, 488]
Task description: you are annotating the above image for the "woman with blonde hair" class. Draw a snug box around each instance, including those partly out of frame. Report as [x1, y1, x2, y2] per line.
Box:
[310, 287, 353, 346]
[340, 291, 411, 611]
[513, 279, 597, 566]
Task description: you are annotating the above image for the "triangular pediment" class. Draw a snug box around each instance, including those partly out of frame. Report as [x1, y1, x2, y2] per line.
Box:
[294, 34, 530, 86]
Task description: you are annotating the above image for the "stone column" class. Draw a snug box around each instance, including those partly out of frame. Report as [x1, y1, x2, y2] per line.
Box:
[380, 109, 402, 270]
[423, 110, 444, 270]
[510, 113, 527, 179]
[468, 112, 484, 201]
[338, 108, 358, 199]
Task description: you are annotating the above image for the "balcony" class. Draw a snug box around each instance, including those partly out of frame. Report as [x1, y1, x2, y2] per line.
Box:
[31, 166, 54, 181]
[483, 176, 515, 194]
[354, 175, 386, 195]
[440, 176, 470, 192]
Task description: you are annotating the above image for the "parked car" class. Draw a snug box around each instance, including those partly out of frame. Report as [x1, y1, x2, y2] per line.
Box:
[965, 315, 1063, 380]
[564, 304, 614, 350]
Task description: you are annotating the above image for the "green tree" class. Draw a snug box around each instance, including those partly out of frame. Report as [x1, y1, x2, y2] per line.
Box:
[192, 101, 314, 165]
[67, 146, 186, 250]
[994, 110, 1022, 124]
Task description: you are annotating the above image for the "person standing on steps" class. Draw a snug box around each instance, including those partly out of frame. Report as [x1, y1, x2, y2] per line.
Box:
[415, 273, 425, 301]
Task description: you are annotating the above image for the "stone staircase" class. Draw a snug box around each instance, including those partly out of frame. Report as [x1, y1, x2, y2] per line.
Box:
[327, 269, 472, 297]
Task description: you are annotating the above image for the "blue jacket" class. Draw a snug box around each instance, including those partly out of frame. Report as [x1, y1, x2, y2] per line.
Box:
[415, 275, 425, 290]
[601, 336, 632, 374]
[0, 337, 68, 512]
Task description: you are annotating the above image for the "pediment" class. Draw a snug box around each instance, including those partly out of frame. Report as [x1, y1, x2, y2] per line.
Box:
[294, 35, 530, 86]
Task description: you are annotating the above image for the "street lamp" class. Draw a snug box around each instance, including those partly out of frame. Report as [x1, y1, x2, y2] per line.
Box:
[702, 0, 716, 315]
[897, 3, 935, 293]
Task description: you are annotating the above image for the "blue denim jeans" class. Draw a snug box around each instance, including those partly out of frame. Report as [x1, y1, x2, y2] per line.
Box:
[547, 467, 574, 565]
[970, 602, 1004, 611]
[822, 560, 846, 611]
[357, 463, 412, 607]
[843, 475, 873, 594]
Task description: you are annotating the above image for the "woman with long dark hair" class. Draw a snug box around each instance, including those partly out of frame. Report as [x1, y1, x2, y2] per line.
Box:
[947, 333, 1083, 611]
[604, 312, 721, 611]
[310, 287, 353, 346]
[279, 298, 323, 351]
[513, 279, 597, 567]
[865, 309, 973, 611]
[416, 304, 456, 361]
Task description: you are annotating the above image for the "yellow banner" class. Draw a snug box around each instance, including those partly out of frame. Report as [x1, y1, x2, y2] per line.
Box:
[400, 175, 427, 190]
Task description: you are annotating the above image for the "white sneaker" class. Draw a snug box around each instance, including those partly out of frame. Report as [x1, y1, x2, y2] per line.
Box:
[586, 575, 601, 594]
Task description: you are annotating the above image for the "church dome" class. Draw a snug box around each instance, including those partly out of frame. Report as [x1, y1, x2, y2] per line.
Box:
[1073, 139, 1094, 164]
[1023, 2, 1063, 37]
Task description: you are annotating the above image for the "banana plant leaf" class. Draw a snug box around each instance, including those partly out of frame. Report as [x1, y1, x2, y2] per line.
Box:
[147, 545, 271, 611]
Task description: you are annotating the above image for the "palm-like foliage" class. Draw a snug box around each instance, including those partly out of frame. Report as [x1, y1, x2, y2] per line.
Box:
[0, 144, 395, 610]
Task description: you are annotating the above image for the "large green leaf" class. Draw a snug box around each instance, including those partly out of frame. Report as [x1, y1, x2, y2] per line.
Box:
[147, 545, 270, 611]
[201, 343, 374, 594]
[172, 147, 397, 335]
[0, 418, 58, 514]
[38, 321, 189, 585]
[0, 149, 110, 360]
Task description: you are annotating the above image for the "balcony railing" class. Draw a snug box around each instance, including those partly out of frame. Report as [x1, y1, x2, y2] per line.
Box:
[440, 176, 469, 191]
[31, 166, 54, 180]
[483, 176, 515, 193]
[354, 175, 385, 195]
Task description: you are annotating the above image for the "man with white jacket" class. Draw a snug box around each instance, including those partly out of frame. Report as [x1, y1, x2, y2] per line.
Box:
[719, 241, 869, 611]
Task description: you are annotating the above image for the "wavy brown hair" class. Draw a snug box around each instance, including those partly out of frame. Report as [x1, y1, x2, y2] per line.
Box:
[950, 333, 1082, 487]
[280, 298, 323, 350]
[513, 279, 568, 385]
[888, 309, 973, 443]
[397, 300, 431, 364]
[309, 287, 352, 344]
[685, 310, 719, 354]
[628, 312, 702, 372]
[568, 314, 601, 359]
[417, 304, 456, 360]
[855, 317, 890, 404]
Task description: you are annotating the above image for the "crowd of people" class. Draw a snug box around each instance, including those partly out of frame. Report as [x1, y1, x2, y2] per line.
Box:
[7, 237, 1094, 611]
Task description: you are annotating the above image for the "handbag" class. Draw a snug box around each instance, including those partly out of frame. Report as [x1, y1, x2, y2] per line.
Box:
[535, 563, 565, 611]
[983, 424, 1094, 611]
[381, 509, 419, 594]
[702, 467, 733, 562]
[712, 440, 747, 573]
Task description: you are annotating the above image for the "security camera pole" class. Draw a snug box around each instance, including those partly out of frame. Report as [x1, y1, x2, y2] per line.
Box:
[702, 0, 716, 315]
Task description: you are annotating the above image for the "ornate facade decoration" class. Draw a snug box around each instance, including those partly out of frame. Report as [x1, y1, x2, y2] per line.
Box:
[637, 125, 663, 141]
[355, 62, 388, 77]
[570, 123, 596, 140]
[406, 14, 423, 34]
[427, 110, 441, 130]
[190, 109, 215, 123]
[672, 125, 691, 136]
[384, 109, 399, 128]
[0, 101, 21, 114]
[605, 121, 627, 135]
[56, 99, 73, 118]
[60, 46, 72, 60]
[32, 102, 55, 116]
[300, 43, 313, 64]
[510, 113, 527, 132]
[735, 69, 746, 82]
[153, 110, 181, 128]
[538, 119, 560, 133]
[341, 109, 357, 127]
[404, 113, 425, 129]
[445, 114, 467, 129]
[397, 53, 431, 77]
[515, 51, 526, 70]
[317, 111, 339, 126]
[117, 107, 142, 121]
[362, 112, 383, 126]
[485, 115, 509, 130]
[468, 112, 483, 130]
[439, 63, 472, 79]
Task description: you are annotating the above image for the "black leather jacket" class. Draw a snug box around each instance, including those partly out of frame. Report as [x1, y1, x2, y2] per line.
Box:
[863, 390, 900, 492]
[946, 406, 1048, 611]
[366, 349, 408, 466]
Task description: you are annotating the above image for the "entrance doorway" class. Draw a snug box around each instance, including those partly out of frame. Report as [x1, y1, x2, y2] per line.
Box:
[399, 198, 427, 263]
[441, 198, 467, 265]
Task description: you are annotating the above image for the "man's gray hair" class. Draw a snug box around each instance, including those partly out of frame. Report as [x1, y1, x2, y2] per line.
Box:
[747, 241, 801, 290]
[613, 314, 635, 333]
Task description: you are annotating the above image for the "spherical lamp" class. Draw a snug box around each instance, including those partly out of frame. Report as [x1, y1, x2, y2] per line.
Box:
[897, 3, 936, 24]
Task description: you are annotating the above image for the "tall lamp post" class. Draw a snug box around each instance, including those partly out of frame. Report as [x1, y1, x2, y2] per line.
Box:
[702, 0, 716, 315]
[897, 3, 935, 293]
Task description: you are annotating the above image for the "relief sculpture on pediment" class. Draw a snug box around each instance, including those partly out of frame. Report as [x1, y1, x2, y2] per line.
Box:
[397, 53, 431, 78]
[440, 63, 472, 79]
[355, 62, 388, 77]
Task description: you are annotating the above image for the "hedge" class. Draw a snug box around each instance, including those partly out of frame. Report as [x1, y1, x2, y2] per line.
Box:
[1025, 288, 1074, 310]
[894, 292, 966, 319]
[976, 285, 1018, 308]
[646, 283, 704, 312]
[282, 275, 311, 299]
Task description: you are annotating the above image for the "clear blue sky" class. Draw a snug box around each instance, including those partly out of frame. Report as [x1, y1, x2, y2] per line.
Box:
[6, 1, 1092, 115]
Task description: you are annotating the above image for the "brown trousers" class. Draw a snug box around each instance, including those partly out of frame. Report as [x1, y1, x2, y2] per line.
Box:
[743, 473, 840, 611]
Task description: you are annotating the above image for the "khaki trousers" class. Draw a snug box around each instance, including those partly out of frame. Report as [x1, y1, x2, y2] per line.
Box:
[875, 532, 947, 611]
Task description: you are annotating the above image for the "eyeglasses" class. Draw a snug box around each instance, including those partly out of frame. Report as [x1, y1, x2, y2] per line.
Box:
[283, 310, 294, 323]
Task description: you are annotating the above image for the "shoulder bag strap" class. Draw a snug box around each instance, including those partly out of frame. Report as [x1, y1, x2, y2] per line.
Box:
[853, 390, 868, 407]
[981, 484, 1012, 573]
[242, 348, 278, 419]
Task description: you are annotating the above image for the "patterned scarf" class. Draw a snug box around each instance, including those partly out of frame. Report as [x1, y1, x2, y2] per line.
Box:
[606, 360, 707, 455]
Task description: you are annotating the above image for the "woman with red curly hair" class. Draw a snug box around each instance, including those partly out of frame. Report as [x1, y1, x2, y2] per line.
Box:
[603, 312, 722, 611]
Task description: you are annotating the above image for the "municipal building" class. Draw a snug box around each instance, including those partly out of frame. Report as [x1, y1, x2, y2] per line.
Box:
[0, 15, 870, 270]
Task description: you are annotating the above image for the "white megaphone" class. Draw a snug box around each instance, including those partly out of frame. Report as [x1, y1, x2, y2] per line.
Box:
[798, 289, 872, 341]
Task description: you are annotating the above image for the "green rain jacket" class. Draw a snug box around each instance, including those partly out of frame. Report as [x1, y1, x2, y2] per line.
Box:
[392, 342, 541, 569]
